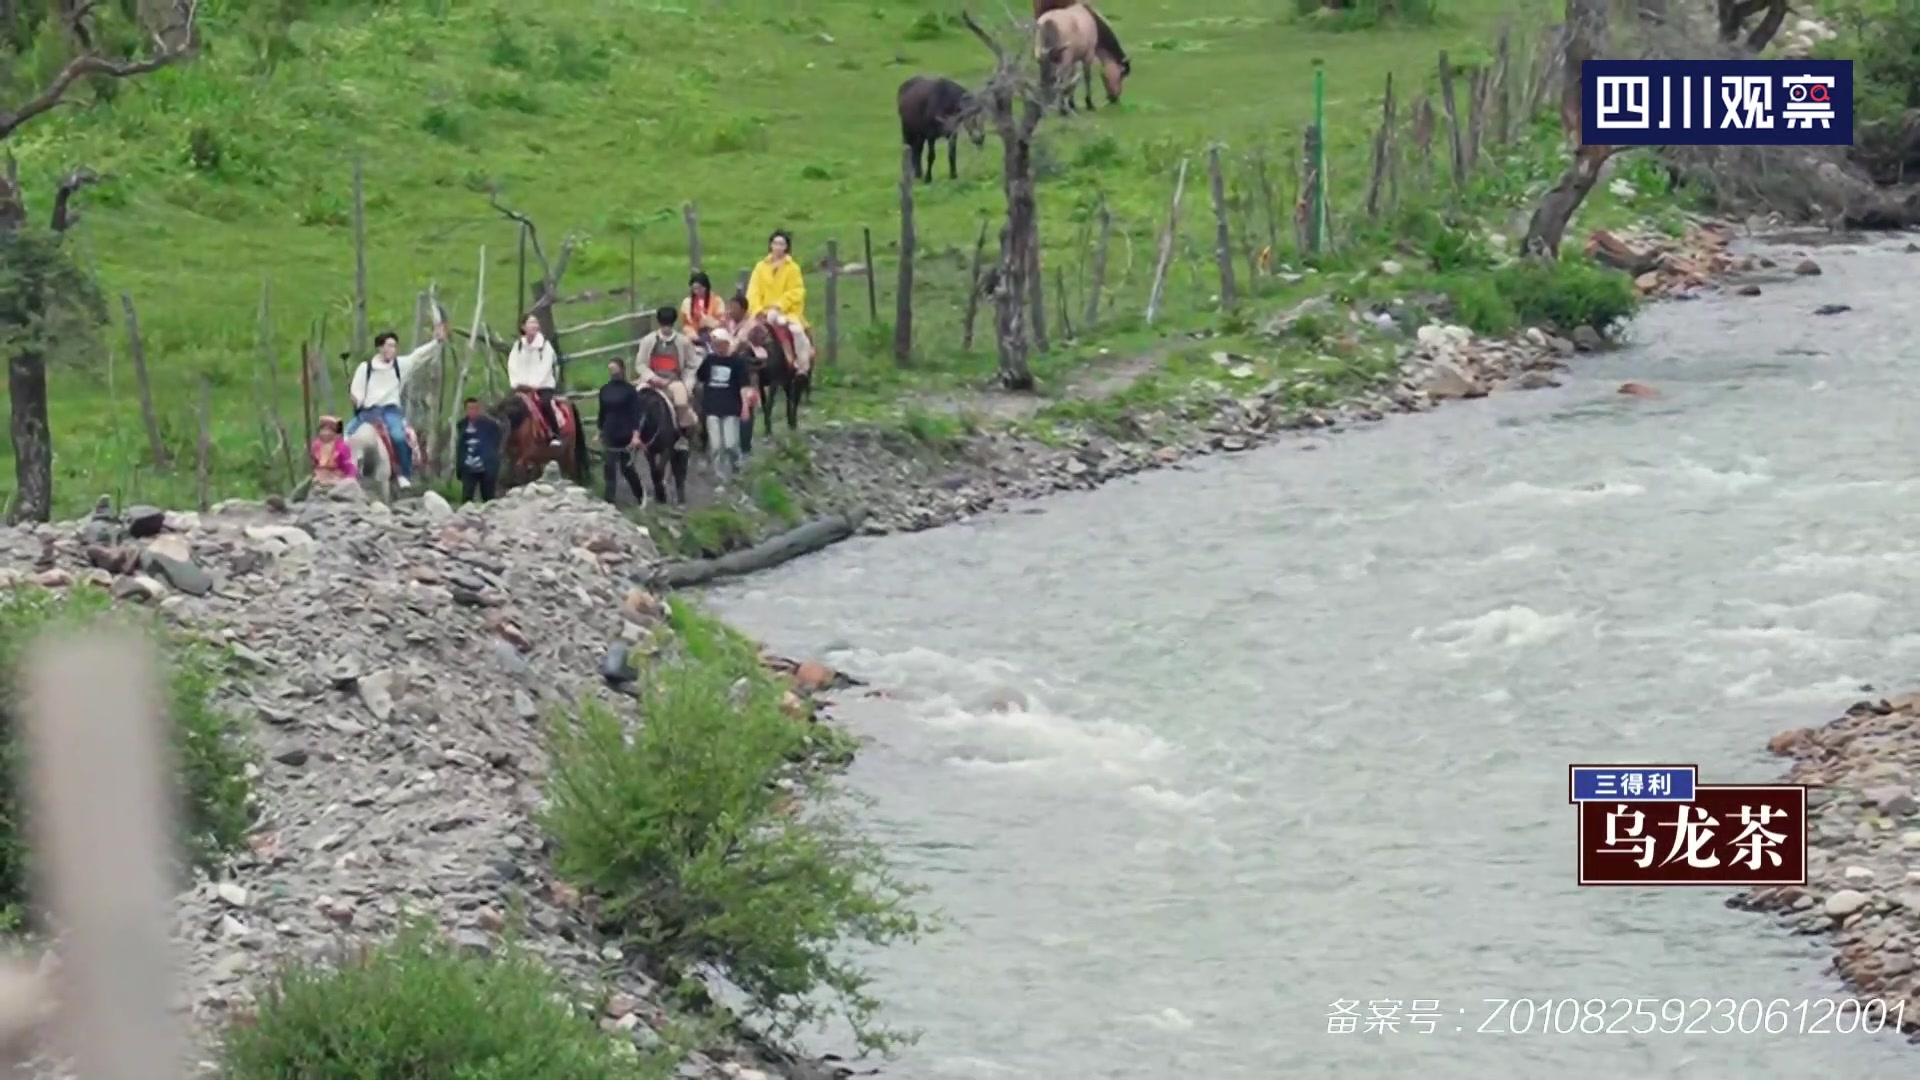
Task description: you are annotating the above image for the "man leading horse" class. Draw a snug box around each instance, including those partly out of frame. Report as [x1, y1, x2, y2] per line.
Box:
[347, 321, 448, 492]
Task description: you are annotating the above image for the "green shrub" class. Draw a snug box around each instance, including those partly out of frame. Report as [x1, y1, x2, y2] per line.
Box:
[218, 923, 663, 1080]
[0, 588, 253, 924]
[1492, 258, 1638, 334]
[543, 605, 920, 1052]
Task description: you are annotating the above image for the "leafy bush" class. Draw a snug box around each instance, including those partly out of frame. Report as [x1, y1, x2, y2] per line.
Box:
[543, 605, 920, 1052]
[0, 588, 253, 924]
[1494, 259, 1638, 334]
[219, 923, 662, 1080]
[1438, 258, 1637, 336]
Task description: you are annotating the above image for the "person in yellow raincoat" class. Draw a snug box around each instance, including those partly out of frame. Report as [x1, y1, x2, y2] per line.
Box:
[745, 229, 808, 331]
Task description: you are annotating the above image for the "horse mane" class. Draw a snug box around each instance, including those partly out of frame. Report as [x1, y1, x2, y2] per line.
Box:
[1088, 7, 1127, 66]
[495, 394, 530, 429]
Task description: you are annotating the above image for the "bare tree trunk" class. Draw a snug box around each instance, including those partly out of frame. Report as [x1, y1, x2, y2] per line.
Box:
[1523, 0, 1618, 257]
[1027, 210, 1048, 355]
[120, 294, 168, 468]
[992, 107, 1041, 390]
[6, 347, 51, 523]
[894, 147, 915, 365]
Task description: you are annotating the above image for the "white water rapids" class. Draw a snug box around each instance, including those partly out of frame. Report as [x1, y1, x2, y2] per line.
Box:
[712, 234, 1920, 1078]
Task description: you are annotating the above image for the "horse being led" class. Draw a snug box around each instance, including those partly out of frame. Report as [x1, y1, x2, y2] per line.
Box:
[743, 316, 812, 435]
[495, 391, 589, 488]
[1035, 3, 1131, 113]
[634, 380, 690, 506]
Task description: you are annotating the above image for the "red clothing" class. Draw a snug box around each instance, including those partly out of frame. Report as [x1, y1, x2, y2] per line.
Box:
[311, 436, 356, 481]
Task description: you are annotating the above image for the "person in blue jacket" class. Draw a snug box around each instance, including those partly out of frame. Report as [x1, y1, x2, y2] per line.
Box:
[454, 397, 505, 502]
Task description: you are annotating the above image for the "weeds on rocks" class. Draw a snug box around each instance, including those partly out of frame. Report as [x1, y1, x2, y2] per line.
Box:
[0, 587, 252, 926]
[219, 922, 666, 1080]
[543, 605, 921, 1053]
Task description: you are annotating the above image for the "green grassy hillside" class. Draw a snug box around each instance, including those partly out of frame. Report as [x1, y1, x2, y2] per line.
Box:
[7, 0, 1553, 515]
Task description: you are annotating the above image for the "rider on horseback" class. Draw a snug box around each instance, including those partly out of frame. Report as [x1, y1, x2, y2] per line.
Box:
[347, 323, 447, 490]
[508, 314, 564, 448]
[745, 229, 817, 379]
[632, 307, 700, 432]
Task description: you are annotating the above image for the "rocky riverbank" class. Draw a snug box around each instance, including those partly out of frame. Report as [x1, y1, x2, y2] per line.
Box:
[805, 222, 1765, 537]
[1736, 694, 1920, 1038]
[0, 482, 853, 1079]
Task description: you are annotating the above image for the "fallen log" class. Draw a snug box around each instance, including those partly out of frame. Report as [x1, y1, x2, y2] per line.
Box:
[656, 509, 867, 588]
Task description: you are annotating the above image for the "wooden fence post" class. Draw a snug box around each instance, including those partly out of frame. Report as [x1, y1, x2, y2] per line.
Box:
[1364, 73, 1399, 219]
[1438, 51, 1467, 188]
[1206, 145, 1238, 307]
[823, 239, 841, 367]
[1083, 197, 1111, 330]
[1145, 157, 1188, 325]
[119, 294, 168, 468]
[894, 148, 915, 364]
[1298, 128, 1322, 254]
[862, 226, 878, 323]
[962, 217, 988, 352]
[196, 378, 211, 512]
[683, 201, 703, 270]
[1027, 213, 1048, 355]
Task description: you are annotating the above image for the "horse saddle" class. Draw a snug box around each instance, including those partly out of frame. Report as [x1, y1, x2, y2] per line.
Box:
[517, 389, 573, 439]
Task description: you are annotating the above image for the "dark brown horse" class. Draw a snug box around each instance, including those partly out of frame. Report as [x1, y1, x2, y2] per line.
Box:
[898, 76, 986, 182]
[495, 391, 589, 487]
[743, 319, 811, 435]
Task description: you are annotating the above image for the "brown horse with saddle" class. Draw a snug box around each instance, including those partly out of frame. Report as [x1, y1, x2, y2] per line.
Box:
[495, 386, 589, 488]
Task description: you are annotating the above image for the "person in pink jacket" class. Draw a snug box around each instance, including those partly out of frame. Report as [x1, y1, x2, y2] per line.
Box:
[311, 416, 358, 486]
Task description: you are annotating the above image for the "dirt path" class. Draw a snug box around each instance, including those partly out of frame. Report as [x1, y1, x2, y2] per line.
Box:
[902, 338, 1183, 422]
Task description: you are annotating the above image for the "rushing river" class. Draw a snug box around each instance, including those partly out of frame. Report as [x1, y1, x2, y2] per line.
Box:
[710, 233, 1920, 1079]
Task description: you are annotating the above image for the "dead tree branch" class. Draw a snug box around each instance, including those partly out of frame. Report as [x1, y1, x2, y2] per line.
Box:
[0, 0, 200, 141]
[49, 167, 102, 233]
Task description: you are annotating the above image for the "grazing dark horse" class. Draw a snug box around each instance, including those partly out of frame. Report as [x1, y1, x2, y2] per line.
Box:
[634, 385, 690, 505]
[897, 76, 986, 182]
[495, 392, 588, 488]
[1036, 3, 1130, 113]
[744, 319, 811, 435]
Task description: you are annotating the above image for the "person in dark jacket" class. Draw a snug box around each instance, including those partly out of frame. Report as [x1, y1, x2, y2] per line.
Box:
[695, 328, 750, 480]
[595, 359, 648, 504]
[454, 397, 504, 503]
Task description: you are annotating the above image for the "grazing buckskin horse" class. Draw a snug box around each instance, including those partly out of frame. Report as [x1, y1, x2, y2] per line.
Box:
[1035, 3, 1131, 113]
[897, 75, 986, 182]
[633, 383, 690, 506]
[743, 318, 811, 435]
[495, 391, 589, 488]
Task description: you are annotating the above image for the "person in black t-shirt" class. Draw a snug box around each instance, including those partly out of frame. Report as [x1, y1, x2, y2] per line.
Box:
[595, 360, 648, 503]
[695, 328, 749, 479]
[454, 398, 504, 503]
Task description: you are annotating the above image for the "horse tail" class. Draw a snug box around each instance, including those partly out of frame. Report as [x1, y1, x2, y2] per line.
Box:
[570, 405, 590, 486]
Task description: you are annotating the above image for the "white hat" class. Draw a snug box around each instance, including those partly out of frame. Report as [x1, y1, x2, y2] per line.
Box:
[710, 327, 734, 344]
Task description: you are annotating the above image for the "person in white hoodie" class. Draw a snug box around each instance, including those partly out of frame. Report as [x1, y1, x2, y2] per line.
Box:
[347, 322, 448, 489]
[507, 313, 564, 448]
